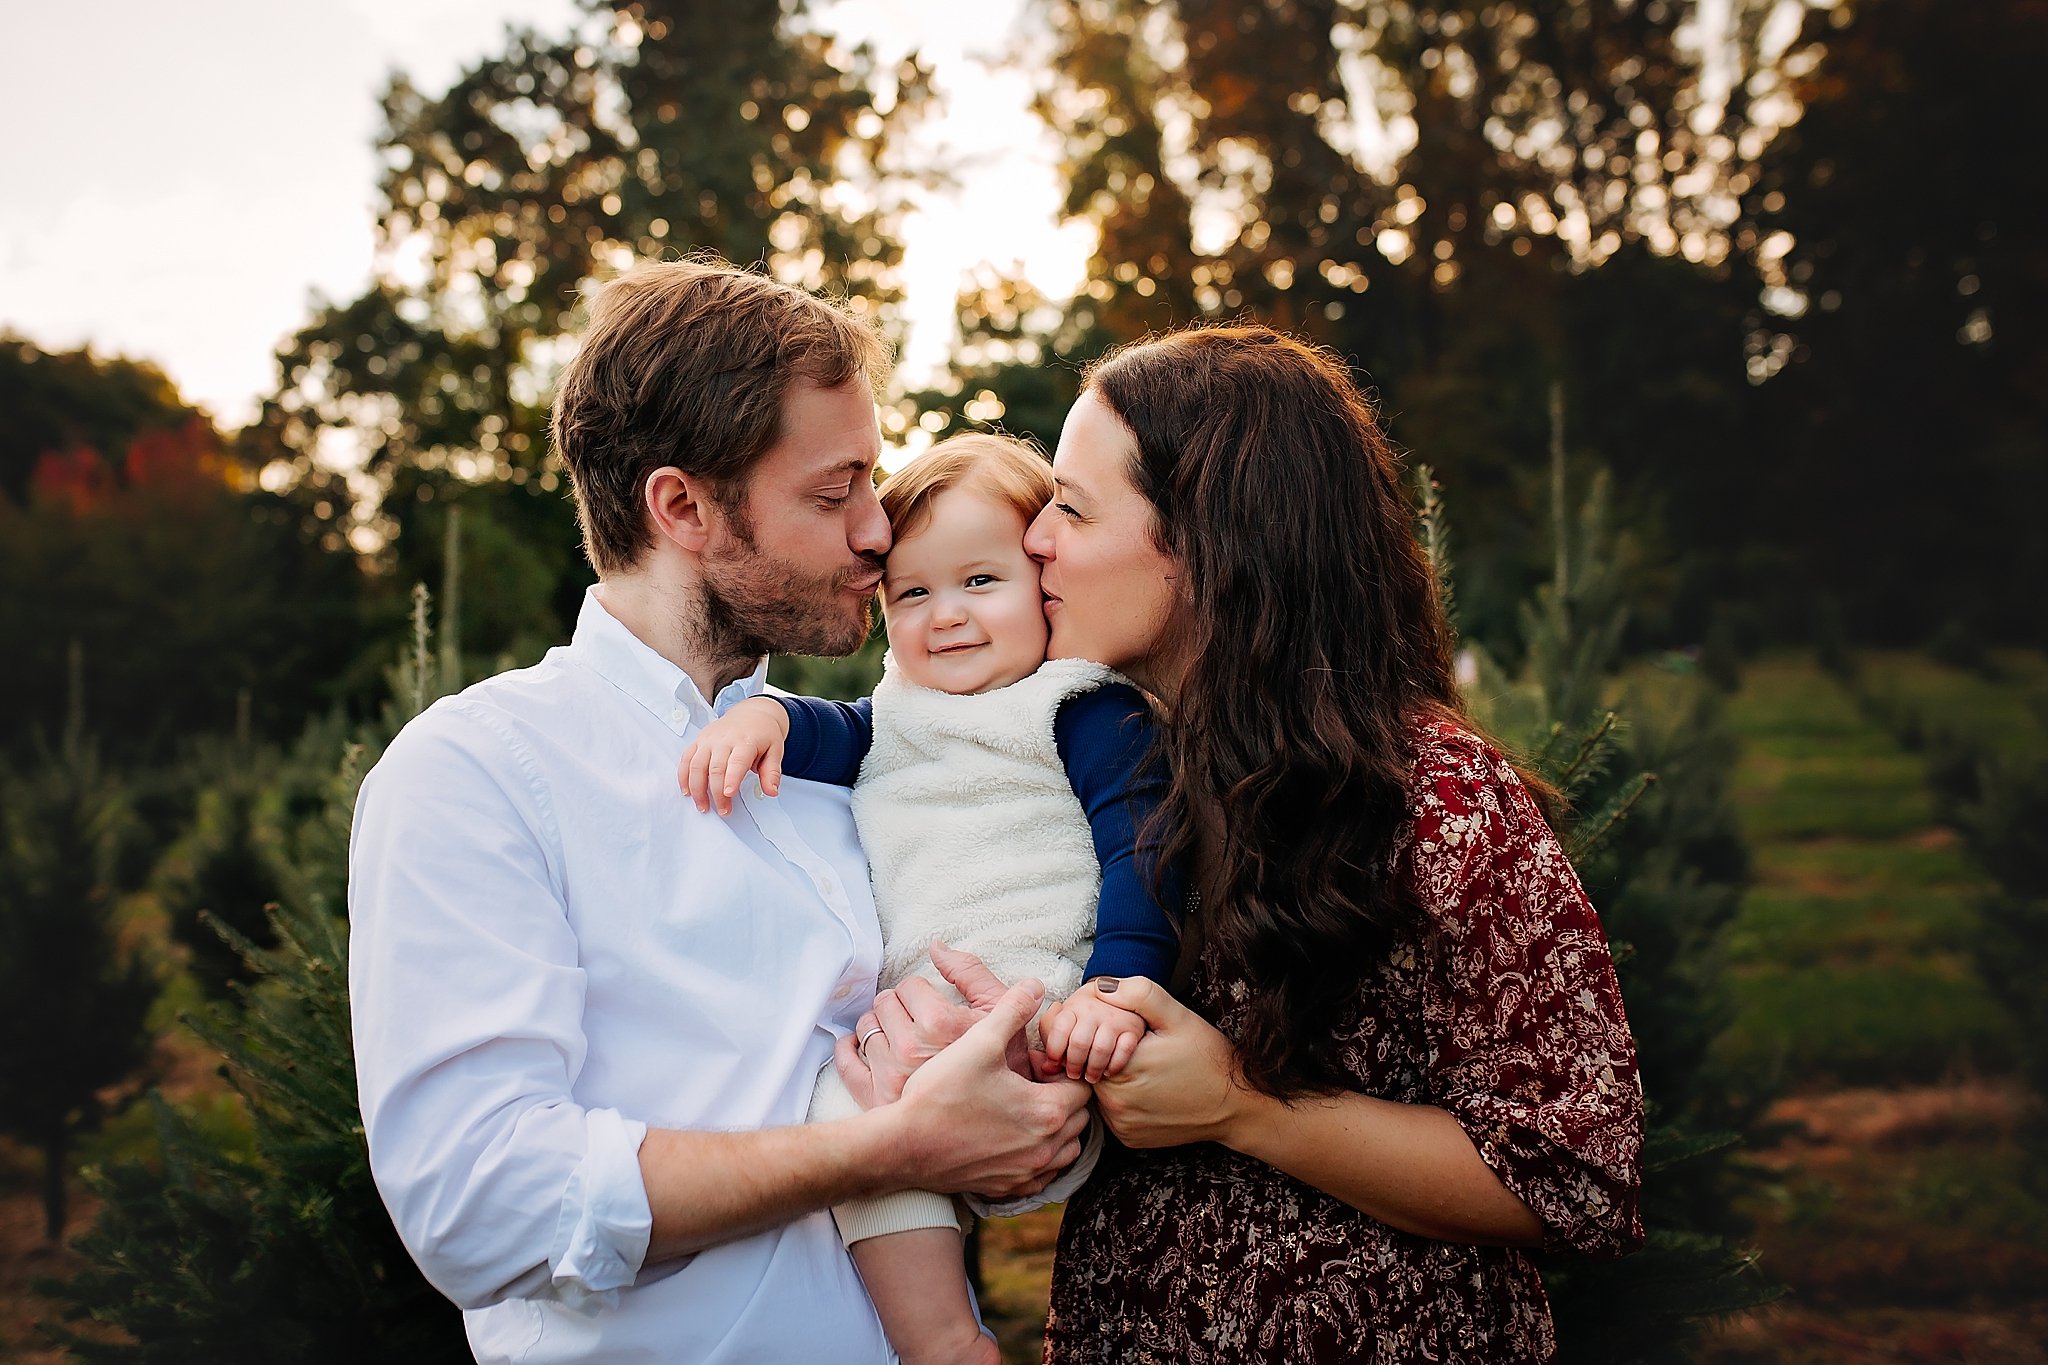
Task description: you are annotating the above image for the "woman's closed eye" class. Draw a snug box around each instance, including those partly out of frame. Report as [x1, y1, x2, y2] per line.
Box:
[1054, 502, 1084, 521]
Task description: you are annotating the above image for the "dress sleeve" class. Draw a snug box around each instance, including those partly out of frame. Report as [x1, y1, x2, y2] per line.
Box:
[1054, 684, 1184, 983]
[1405, 732, 1645, 1258]
[775, 695, 873, 787]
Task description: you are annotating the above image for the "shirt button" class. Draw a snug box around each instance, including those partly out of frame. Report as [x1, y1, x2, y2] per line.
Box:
[670, 708, 686, 724]
[831, 984, 851, 1001]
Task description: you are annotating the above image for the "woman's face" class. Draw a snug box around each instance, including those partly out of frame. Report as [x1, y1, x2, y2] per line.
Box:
[1024, 389, 1187, 696]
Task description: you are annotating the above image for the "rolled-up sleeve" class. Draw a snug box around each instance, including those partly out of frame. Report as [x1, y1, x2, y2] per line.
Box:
[348, 701, 653, 1311]
[1407, 742, 1645, 1258]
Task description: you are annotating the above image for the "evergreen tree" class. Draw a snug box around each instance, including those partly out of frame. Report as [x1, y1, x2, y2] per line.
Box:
[1963, 763, 2048, 1182]
[151, 734, 289, 1000]
[1423, 411, 1775, 1357]
[54, 592, 466, 1360]
[1923, 714, 2048, 1186]
[0, 667, 158, 1242]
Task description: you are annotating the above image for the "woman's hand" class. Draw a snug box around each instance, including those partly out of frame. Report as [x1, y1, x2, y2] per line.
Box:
[1089, 977, 1260, 1149]
[1098, 986, 1546, 1246]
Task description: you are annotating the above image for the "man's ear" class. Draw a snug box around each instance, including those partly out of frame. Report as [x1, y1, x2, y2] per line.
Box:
[643, 466, 723, 554]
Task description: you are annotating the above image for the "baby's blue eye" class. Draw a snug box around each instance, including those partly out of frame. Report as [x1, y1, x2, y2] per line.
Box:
[966, 573, 997, 588]
[897, 586, 927, 601]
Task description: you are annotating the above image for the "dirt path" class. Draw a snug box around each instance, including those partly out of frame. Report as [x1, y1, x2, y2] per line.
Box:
[1703, 1082, 2048, 1362]
[0, 1019, 230, 1362]
[0, 1151, 97, 1365]
[1701, 657, 2048, 1362]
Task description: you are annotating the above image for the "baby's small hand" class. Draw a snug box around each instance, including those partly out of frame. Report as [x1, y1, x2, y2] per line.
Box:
[1041, 979, 1150, 1083]
[679, 697, 792, 816]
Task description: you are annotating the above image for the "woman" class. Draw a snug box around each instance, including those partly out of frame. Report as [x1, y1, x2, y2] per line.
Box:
[1019, 324, 1644, 1363]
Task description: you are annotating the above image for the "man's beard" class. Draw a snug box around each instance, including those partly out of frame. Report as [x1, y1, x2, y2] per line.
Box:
[697, 534, 880, 669]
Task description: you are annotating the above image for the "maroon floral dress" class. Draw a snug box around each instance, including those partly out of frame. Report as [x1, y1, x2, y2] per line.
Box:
[1043, 721, 1644, 1364]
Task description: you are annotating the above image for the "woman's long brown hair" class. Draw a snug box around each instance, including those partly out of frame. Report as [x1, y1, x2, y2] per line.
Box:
[1088, 325, 1465, 1100]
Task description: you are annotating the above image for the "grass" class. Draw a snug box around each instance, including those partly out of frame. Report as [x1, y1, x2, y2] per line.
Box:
[1725, 965, 2015, 1089]
[1857, 651, 2048, 761]
[1697, 650, 2048, 1364]
[1757, 836, 1980, 891]
[1726, 886, 1979, 965]
[1710, 654, 2021, 1095]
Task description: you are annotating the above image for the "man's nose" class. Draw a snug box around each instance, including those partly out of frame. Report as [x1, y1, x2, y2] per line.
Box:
[849, 480, 890, 557]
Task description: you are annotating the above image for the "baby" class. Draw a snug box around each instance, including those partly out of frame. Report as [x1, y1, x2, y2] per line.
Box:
[680, 433, 1182, 1365]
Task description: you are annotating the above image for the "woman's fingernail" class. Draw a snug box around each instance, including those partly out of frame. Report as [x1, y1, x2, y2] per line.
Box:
[1097, 979, 1120, 993]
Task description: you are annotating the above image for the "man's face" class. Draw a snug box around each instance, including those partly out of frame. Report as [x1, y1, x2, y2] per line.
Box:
[698, 379, 890, 661]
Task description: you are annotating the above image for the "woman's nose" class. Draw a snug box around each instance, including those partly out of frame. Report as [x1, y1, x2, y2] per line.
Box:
[1023, 504, 1055, 562]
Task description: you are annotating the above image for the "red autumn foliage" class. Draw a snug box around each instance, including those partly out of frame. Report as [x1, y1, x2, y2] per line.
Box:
[124, 416, 226, 492]
[28, 416, 230, 515]
[28, 447, 115, 516]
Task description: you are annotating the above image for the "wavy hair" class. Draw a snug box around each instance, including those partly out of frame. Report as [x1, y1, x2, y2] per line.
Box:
[1086, 325, 1467, 1099]
[551, 256, 890, 573]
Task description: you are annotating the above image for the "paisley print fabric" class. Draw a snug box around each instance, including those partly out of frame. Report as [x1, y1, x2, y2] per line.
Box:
[1043, 721, 1644, 1364]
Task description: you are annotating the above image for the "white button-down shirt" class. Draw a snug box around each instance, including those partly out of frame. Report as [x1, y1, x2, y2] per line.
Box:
[350, 587, 892, 1363]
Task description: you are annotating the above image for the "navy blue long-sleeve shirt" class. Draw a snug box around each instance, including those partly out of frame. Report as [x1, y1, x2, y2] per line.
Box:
[776, 683, 1183, 983]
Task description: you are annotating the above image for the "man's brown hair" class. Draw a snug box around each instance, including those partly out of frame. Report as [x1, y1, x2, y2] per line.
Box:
[549, 257, 892, 574]
[877, 433, 1054, 540]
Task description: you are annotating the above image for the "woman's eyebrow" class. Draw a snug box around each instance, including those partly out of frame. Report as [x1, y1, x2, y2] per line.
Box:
[1052, 474, 1089, 501]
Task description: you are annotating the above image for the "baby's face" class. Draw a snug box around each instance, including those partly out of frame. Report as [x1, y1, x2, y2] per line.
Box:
[882, 486, 1049, 695]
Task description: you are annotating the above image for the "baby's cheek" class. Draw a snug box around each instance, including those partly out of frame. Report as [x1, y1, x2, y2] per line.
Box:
[880, 604, 936, 687]
[1017, 593, 1052, 660]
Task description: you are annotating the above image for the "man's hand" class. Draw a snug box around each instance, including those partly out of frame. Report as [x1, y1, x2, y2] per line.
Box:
[679, 697, 791, 816]
[1041, 979, 1149, 1082]
[833, 943, 1030, 1106]
[882, 980, 1094, 1199]
[928, 941, 1009, 1009]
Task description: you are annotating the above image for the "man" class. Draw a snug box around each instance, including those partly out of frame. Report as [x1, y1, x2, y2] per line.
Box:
[349, 259, 1093, 1363]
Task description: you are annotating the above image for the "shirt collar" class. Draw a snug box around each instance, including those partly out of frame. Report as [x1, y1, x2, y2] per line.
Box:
[569, 586, 770, 733]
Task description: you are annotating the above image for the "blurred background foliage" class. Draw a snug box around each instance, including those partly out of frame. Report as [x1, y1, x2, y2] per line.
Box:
[6, 0, 2046, 1360]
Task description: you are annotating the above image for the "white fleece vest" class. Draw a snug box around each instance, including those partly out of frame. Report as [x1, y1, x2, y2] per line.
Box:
[853, 652, 1118, 1004]
[808, 656, 1120, 1236]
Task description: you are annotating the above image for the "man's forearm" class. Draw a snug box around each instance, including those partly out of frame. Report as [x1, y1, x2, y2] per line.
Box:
[640, 981, 1094, 1262]
[638, 1106, 914, 1262]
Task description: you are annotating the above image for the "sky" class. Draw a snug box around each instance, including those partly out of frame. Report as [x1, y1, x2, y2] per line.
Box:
[0, 0, 1089, 428]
